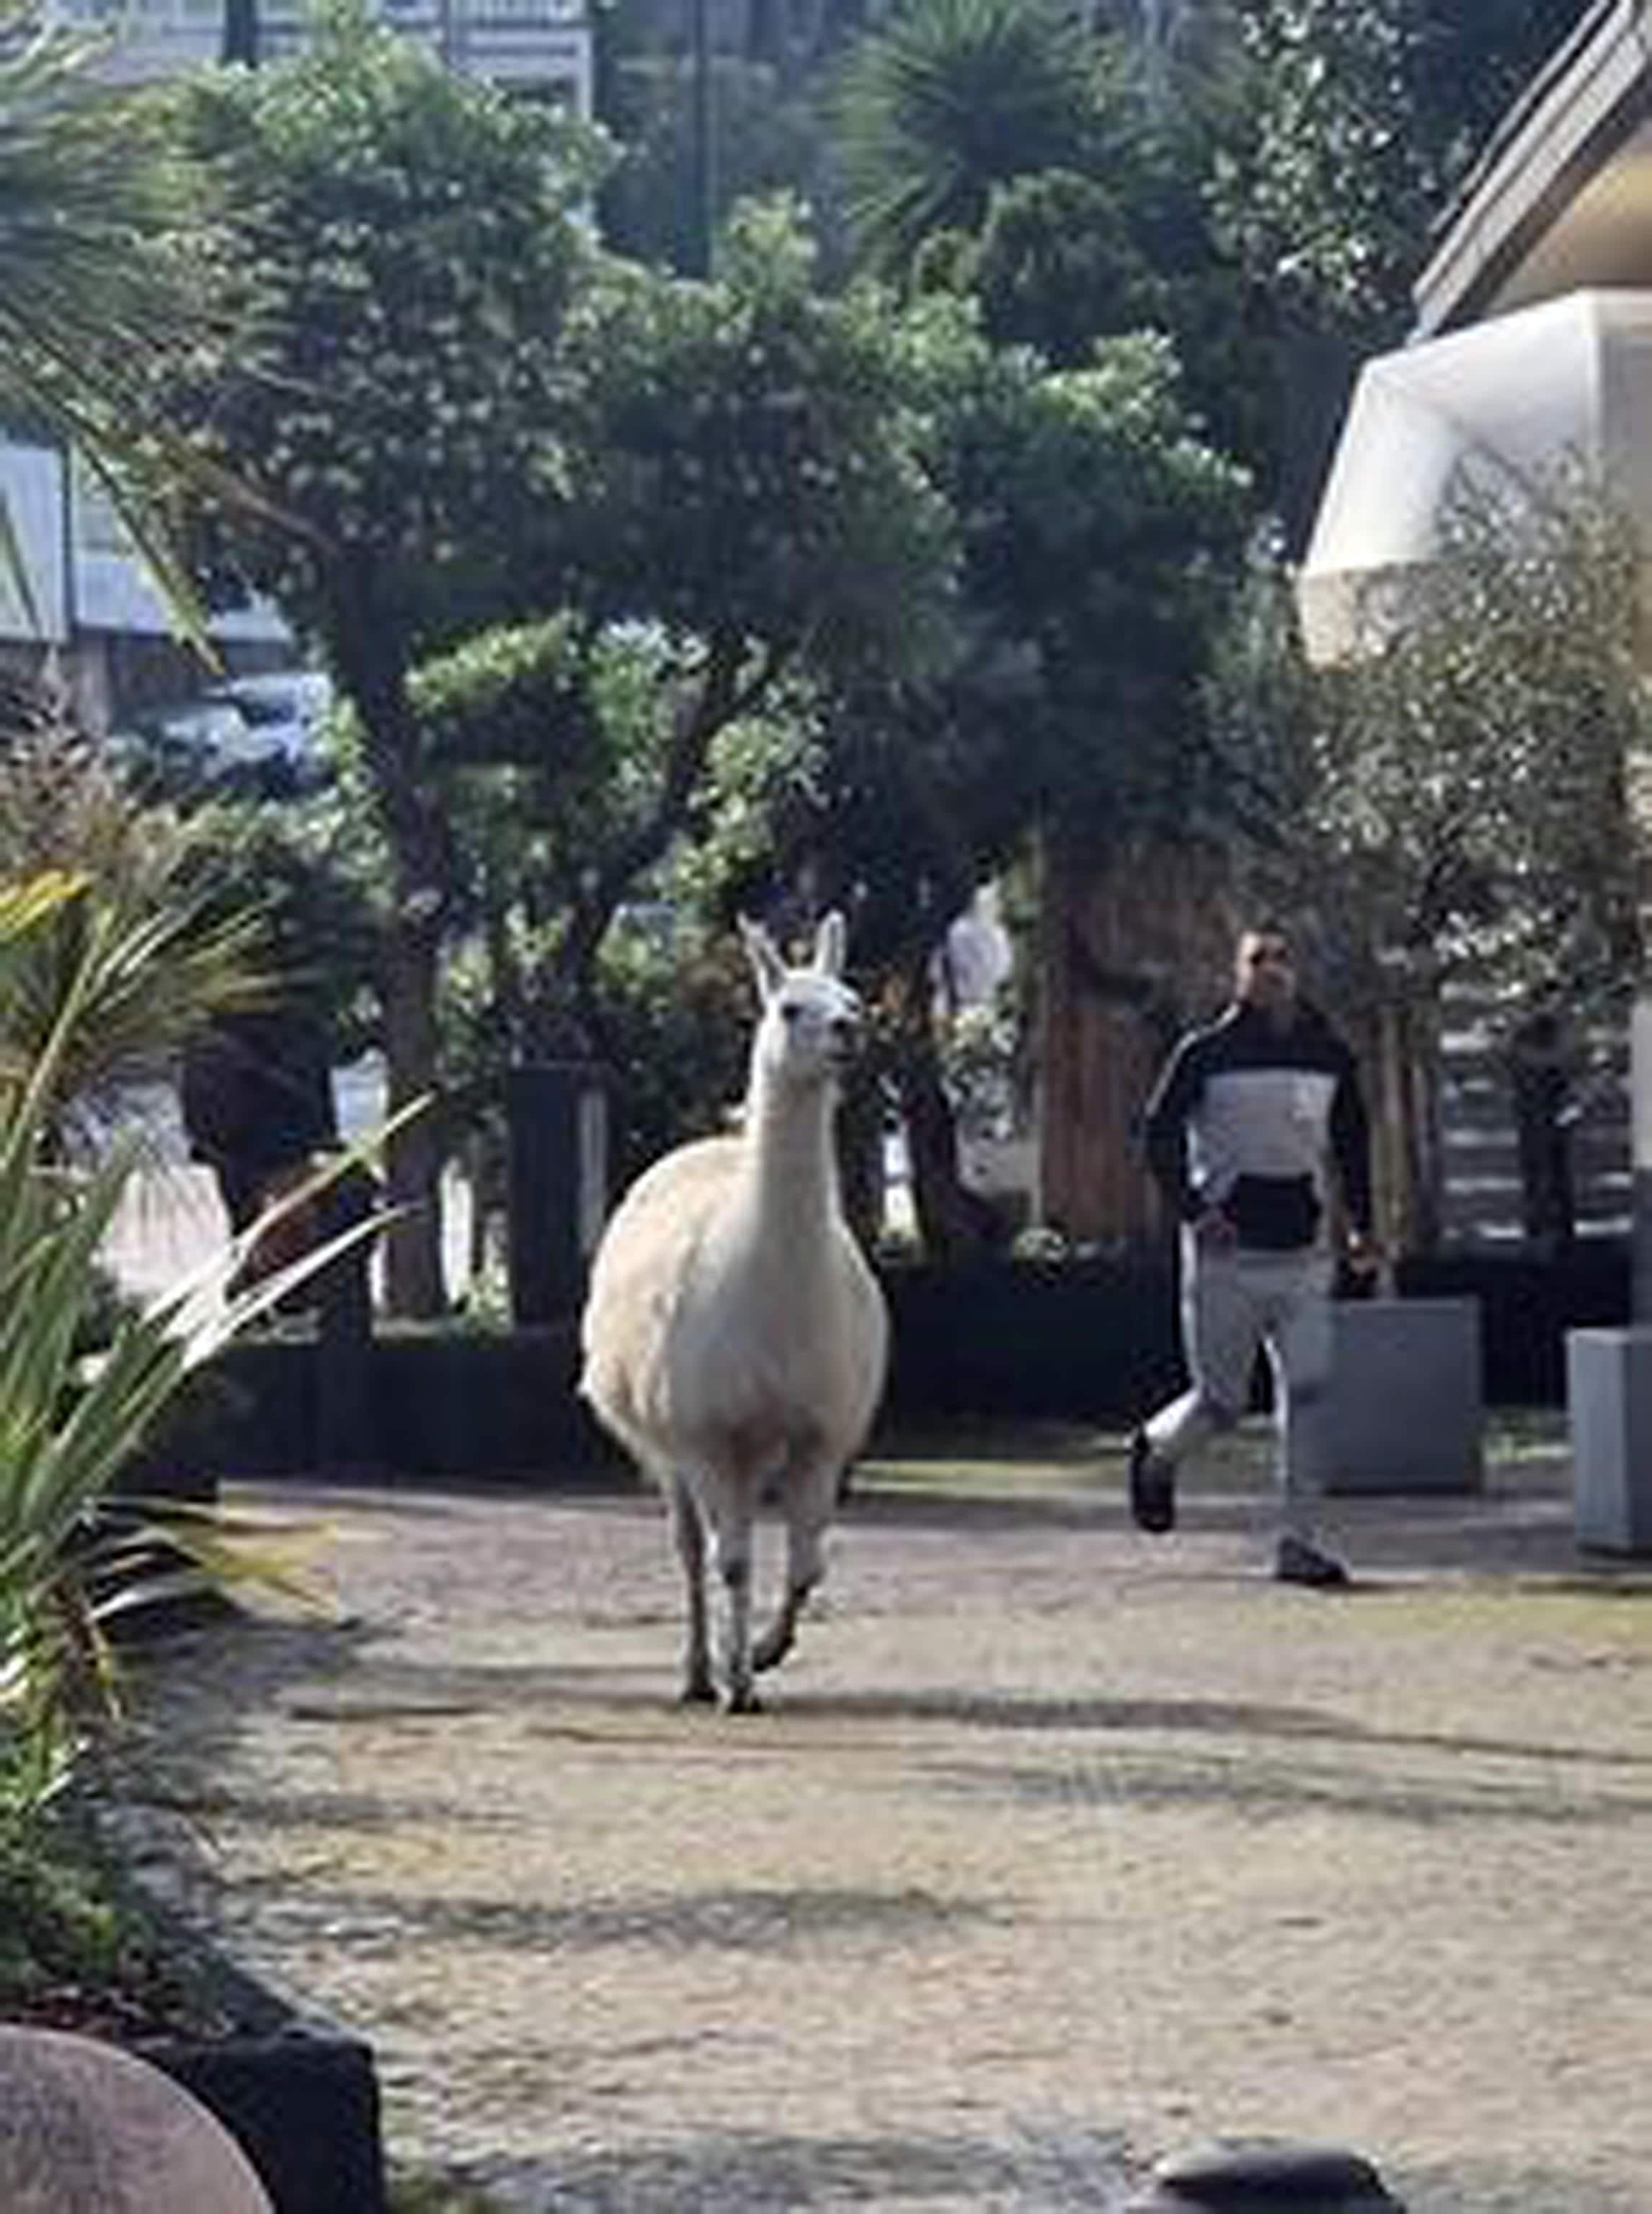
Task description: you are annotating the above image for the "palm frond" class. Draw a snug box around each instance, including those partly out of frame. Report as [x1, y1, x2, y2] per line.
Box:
[833, 0, 1098, 279]
[0, 879, 414, 1806]
[0, 4, 223, 647]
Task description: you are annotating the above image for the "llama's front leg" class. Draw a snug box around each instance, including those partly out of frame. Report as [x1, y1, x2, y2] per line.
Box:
[668, 1472, 715, 1705]
[753, 1463, 834, 1675]
[704, 1497, 760, 1713]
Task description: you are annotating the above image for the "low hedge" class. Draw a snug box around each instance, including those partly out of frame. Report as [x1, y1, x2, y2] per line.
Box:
[156, 1241, 1628, 1483]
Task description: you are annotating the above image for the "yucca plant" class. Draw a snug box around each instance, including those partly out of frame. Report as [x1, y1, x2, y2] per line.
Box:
[0, 873, 388, 1817]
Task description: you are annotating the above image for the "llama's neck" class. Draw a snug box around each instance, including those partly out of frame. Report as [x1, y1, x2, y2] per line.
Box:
[734, 1068, 841, 1250]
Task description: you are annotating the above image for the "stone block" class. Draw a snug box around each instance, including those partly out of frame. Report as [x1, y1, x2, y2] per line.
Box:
[0, 2025, 272, 2213]
[1567, 1325, 1652, 1553]
[1323, 1296, 1483, 1495]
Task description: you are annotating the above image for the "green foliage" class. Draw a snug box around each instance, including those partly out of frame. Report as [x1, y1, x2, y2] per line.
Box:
[0, 874, 378, 1815]
[1212, 0, 1592, 340]
[830, 0, 1099, 282]
[0, 707, 278, 1148]
[400, 613, 820, 1101]
[0, 1806, 228, 2036]
[156, 0, 605, 654]
[562, 199, 958, 678]
[0, 4, 218, 635]
[763, 305, 1250, 997]
[146, 9, 608, 1311]
[600, 53, 827, 273]
[960, 166, 1168, 363]
[592, 917, 758, 1179]
[1212, 469, 1648, 1021]
[830, 0, 1281, 492]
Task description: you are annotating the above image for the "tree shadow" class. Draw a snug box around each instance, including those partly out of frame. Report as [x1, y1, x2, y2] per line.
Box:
[234, 1882, 989, 1959]
[932, 1746, 1652, 1828]
[450, 2120, 1139, 2210]
[1396, 2153, 1647, 2214]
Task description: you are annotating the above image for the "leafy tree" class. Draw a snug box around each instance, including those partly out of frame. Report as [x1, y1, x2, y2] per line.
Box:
[599, 46, 827, 272]
[404, 612, 820, 1094]
[1210, 468, 1647, 1246]
[156, 98, 953, 1314]
[1213, 0, 1594, 344]
[560, 201, 955, 677]
[831, 0, 1283, 497]
[754, 308, 1250, 1250]
[149, 4, 603, 1312]
[1092, 0, 1241, 109]
[388, 205, 954, 1181]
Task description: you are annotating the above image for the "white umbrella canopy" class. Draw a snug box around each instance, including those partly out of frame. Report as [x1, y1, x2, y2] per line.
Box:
[1298, 287, 1652, 663]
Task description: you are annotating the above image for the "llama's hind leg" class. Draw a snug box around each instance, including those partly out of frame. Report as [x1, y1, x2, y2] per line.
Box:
[753, 1460, 835, 1676]
[668, 1472, 716, 1705]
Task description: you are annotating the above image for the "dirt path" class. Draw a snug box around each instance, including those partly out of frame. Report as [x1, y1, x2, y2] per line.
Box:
[123, 1425, 1652, 2211]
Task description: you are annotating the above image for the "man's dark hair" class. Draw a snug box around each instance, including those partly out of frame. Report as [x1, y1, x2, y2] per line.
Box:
[1236, 919, 1294, 949]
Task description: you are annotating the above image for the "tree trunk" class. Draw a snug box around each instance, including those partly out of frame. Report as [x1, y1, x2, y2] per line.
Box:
[338, 631, 451, 1321]
[380, 910, 448, 1317]
[836, 1058, 885, 1255]
[221, 0, 259, 65]
[894, 979, 1002, 1263]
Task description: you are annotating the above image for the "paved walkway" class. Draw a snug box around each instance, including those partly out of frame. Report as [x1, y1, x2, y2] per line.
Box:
[124, 1421, 1652, 2213]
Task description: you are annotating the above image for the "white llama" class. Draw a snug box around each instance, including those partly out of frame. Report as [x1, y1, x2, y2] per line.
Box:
[579, 912, 889, 1711]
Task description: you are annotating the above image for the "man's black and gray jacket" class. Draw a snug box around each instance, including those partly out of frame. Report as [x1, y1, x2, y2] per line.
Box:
[1142, 1000, 1374, 1254]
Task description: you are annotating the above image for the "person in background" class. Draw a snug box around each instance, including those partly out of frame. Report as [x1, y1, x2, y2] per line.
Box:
[1126, 924, 1381, 1588]
[1506, 1005, 1577, 1258]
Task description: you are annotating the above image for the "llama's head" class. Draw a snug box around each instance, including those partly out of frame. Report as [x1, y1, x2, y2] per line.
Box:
[740, 911, 865, 1095]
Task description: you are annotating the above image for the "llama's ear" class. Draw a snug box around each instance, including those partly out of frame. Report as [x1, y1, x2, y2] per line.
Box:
[738, 915, 787, 1000]
[812, 910, 846, 979]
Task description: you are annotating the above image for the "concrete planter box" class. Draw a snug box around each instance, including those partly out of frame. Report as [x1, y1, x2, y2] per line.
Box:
[1566, 1325, 1652, 1554]
[1323, 1296, 1484, 1495]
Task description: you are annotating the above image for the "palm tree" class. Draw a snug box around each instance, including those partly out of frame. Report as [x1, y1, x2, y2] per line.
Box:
[831, 0, 1098, 281]
[0, 4, 217, 644]
[1090, 0, 1239, 111]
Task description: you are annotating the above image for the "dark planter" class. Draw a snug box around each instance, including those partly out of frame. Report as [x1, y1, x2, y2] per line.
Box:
[878, 1252, 1184, 1423]
[201, 1321, 623, 1482]
[122, 1890, 388, 2214]
[155, 1240, 1630, 1490]
[139, 2027, 386, 2214]
[1397, 1239, 1630, 1405]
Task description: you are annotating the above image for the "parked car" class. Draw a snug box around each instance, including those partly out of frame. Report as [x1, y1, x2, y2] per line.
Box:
[110, 669, 334, 790]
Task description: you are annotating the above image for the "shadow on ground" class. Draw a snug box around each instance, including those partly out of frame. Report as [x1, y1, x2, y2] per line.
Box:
[455, 2122, 1138, 2211]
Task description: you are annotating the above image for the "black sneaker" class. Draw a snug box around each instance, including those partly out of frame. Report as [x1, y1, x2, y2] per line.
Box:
[1127, 1428, 1176, 1534]
[1274, 1534, 1351, 1589]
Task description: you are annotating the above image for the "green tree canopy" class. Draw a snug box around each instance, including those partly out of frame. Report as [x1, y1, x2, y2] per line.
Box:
[747, 306, 1251, 1249]
[151, 56, 960, 1309]
[1213, 0, 1594, 343]
[148, 4, 602, 1311]
[1214, 469, 1647, 1021]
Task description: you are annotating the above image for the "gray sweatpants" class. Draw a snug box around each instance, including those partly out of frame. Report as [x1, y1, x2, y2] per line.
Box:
[1143, 1230, 1335, 1542]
